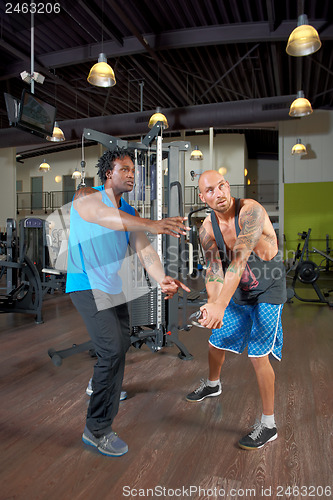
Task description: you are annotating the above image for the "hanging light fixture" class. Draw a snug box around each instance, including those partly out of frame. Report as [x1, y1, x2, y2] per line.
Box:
[292, 138, 307, 155]
[190, 145, 204, 161]
[289, 90, 313, 117]
[286, 14, 321, 57]
[87, 53, 116, 88]
[46, 121, 65, 142]
[72, 169, 82, 179]
[39, 159, 51, 172]
[148, 107, 168, 129]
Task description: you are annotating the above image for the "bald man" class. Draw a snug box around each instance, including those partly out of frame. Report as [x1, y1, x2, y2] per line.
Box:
[186, 170, 286, 450]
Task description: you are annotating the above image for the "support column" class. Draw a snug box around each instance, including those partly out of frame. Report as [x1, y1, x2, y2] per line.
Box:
[278, 128, 285, 256]
[209, 127, 214, 170]
[0, 148, 16, 231]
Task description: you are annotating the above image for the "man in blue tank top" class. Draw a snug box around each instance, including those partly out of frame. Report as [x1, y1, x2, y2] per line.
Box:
[186, 170, 286, 450]
[66, 148, 190, 457]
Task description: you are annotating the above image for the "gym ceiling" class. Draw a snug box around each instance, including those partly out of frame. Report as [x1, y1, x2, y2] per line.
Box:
[0, 0, 332, 160]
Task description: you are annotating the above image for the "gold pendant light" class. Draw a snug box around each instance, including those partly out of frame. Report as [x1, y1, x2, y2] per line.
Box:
[72, 169, 82, 179]
[148, 107, 168, 129]
[87, 53, 116, 88]
[292, 139, 307, 155]
[46, 121, 65, 142]
[190, 146, 204, 161]
[39, 159, 51, 172]
[289, 90, 313, 117]
[286, 14, 321, 57]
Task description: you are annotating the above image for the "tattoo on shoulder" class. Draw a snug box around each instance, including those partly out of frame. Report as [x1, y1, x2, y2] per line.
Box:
[264, 234, 277, 247]
[73, 187, 96, 201]
[237, 205, 265, 250]
[199, 226, 214, 251]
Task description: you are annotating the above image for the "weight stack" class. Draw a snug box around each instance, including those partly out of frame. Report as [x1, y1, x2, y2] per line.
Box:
[129, 286, 165, 328]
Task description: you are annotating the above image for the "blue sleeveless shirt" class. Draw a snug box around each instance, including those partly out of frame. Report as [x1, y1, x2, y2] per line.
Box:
[66, 185, 135, 294]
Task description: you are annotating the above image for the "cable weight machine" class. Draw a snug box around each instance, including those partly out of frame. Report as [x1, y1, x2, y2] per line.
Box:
[48, 124, 194, 365]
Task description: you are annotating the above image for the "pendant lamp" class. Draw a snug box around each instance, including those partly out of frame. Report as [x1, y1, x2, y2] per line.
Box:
[289, 91, 313, 117]
[46, 122, 65, 142]
[286, 14, 321, 57]
[87, 53, 116, 88]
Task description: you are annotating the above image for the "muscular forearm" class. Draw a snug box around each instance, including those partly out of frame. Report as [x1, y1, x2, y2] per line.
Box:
[137, 245, 166, 284]
[214, 259, 247, 307]
[206, 281, 223, 303]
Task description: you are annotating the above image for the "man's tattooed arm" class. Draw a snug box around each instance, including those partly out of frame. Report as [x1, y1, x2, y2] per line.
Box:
[73, 186, 96, 202]
[199, 225, 224, 285]
[141, 250, 159, 270]
[263, 233, 277, 247]
[234, 203, 265, 256]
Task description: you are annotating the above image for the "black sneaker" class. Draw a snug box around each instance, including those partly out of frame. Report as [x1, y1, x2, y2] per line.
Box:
[186, 379, 222, 402]
[238, 422, 277, 450]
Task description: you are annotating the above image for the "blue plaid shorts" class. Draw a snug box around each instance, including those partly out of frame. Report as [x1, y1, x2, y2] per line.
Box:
[209, 299, 284, 360]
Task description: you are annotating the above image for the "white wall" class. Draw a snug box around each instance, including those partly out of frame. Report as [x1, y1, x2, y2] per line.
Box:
[16, 144, 103, 193]
[15, 133, 247, 194]
[279, 110, 333, 183]
[247, 158, 279, 185]
[185, 133, 246, 187]
[0, 148, 16, 230]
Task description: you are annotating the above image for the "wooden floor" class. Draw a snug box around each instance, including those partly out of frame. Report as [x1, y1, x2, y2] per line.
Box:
[0, 285, 332, 500]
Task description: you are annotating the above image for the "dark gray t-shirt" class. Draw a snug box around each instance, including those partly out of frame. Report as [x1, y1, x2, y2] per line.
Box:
[210, 200, 287, 305]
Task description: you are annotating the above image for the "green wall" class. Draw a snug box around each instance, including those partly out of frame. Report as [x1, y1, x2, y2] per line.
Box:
[284, 182, 333, 265]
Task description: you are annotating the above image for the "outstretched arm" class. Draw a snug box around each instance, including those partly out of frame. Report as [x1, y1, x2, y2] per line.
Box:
[200, 203, 265, 328]
[73, 187, 189, 237]
[132, 230, 190, 299]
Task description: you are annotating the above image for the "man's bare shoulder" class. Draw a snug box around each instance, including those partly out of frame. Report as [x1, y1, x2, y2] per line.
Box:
[73, 187, 102, 204]
[239, 198, 264, 212]
[239, 198, 266, 221]
[202, 213, 214, 228]
[200, 214, 214, 235]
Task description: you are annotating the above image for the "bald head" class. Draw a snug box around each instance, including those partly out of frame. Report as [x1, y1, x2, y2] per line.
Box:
[198, 169, 232, 212]
[198, 170, 225, 193]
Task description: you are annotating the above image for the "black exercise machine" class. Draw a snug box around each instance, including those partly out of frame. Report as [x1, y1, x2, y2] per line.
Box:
[186, 206, 207, 277]
[0, 218, 43, 323]
[287, 228, 333, 307]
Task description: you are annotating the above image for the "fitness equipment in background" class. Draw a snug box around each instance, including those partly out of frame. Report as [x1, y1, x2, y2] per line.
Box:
[0, 218, 43, 323]
[287, 228, 333, 307]
[186, 206, 207, 277]
[176, 206, 208, 331]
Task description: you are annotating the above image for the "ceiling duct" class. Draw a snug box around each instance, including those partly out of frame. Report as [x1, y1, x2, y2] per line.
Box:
[1, 95, 296, 149]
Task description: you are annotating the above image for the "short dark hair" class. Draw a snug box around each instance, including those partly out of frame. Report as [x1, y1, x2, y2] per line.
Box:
[96, 147, 135, 183]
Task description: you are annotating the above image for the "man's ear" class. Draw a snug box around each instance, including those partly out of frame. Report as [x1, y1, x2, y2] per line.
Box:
[198, 192, 205, 204]
[106, 169, 112, 179]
